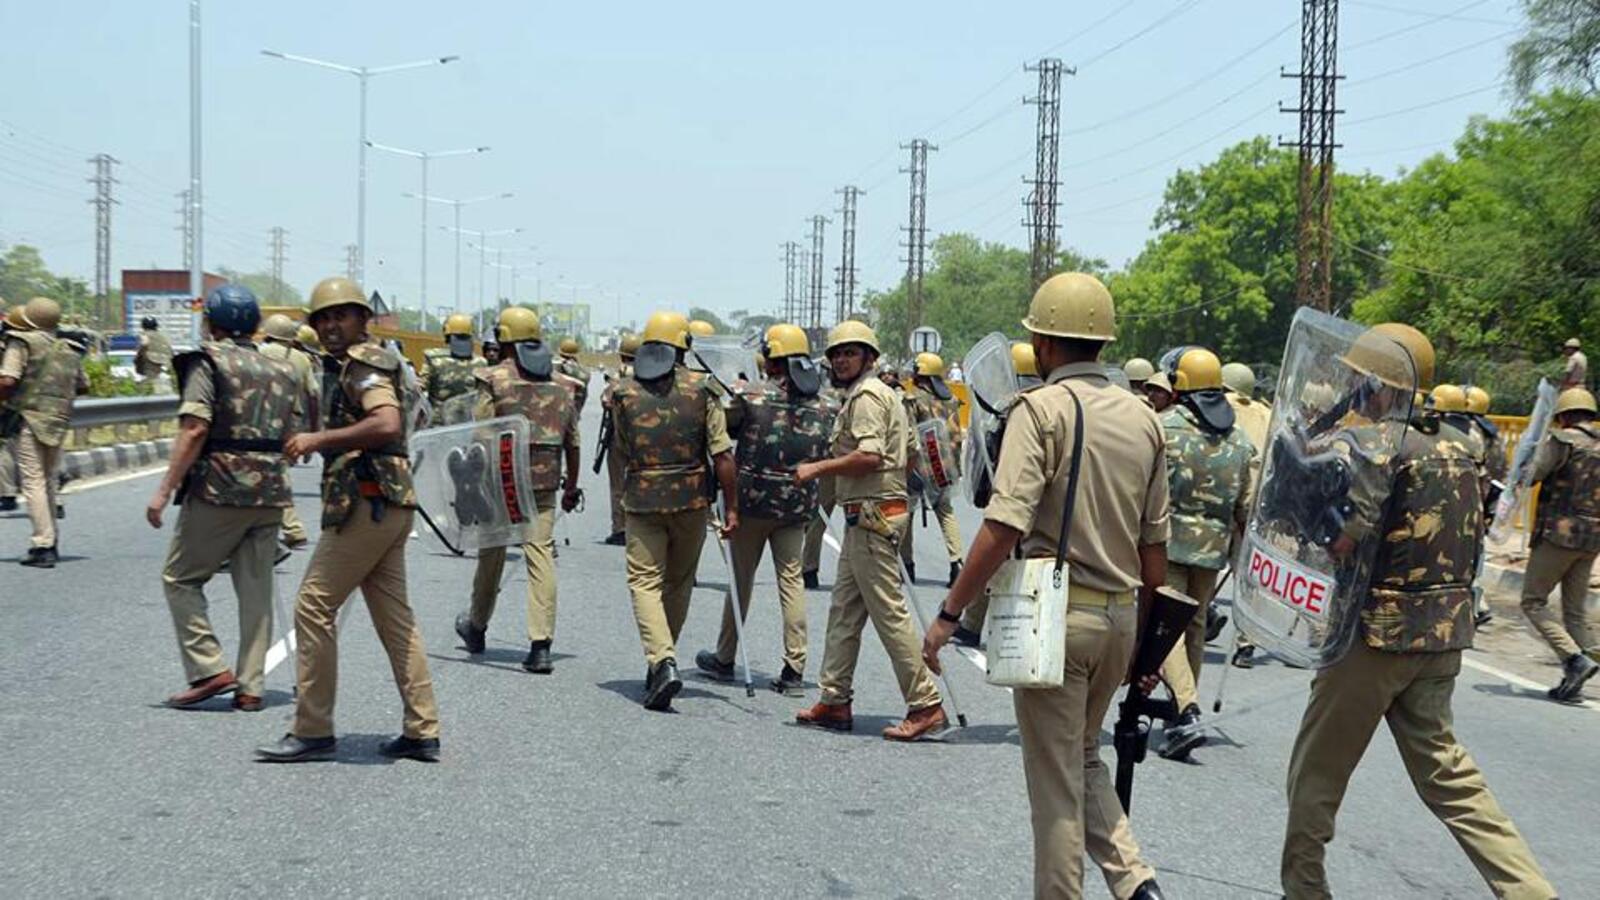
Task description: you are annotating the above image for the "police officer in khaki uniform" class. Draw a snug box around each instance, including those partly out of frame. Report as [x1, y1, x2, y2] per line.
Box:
[0, 297, 88, 567]
[556, 338, 591, 413]
[612, 311, 737, 711]
[1560, 337, 1586, 390]
[695, 323, 830, 694]
[455, 307, 581, 674]
[256, 277, 441, 763]
[924, 273, 1169, 899]
[260, 313, 319, 549]
[900, 352, 965, 588]
[146, 285, 299, 712]
[419, 313, 484, 426]
[1520, 386, 1600, 702]
[1142, 371, 1174, 413]
[1280, 323, 1554, 899]
[1123, 357, 1154, 394]
[601, 333, 640, 546]
[0, 299, 14, 513]
[794, 321, 947, 742]
[135, 316, 174, 390]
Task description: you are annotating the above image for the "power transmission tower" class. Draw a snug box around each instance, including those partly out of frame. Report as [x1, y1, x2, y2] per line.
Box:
[87, 154, 119, 323]
[176, 190, 194, 270]
[269, 227, 288, 302]
[344, 244, 359, 281]
[900, 139, 935, 331]
[807, 215, 829, 331]
[798, 247, 811, 327]
[781, 241, 799, 322]
[834, 186, 862, 323]
[1024, 59, 1071, 289]
[1281, 0, 1342, 312]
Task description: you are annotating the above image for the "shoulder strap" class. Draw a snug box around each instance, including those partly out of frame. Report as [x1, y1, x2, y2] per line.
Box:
[1051, 384, 1086, 586]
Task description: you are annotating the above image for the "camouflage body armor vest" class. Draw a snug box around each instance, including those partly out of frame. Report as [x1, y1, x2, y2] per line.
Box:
[1363, 421, 1480, 653]
[138, 331, 173, 376]
[477, 360, 575, 492]
[321, 341, 417, 528]
[1535, 424, 1600, 553]
[735, 379, 829, 522]
[614, 369, 713, 514]
[177, 341, 297, 508]
[1161, 405, 1255, 570]
[5, 330, 80, 447]
[423, 349, 483, 426]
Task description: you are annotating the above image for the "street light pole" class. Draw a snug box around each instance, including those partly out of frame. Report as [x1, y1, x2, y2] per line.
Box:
[188, 0, 202, 337]
[370, 142, 488, 331]
[409, 192, 513, 311]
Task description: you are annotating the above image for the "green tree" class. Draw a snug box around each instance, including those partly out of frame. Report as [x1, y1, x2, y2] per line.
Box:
[687, 306, 731, 334]
[217, 267, 303, 307]
[1509, 0, 1600, 96]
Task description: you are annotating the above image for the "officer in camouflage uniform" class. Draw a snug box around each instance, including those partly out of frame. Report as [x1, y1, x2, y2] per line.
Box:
[900, 352, 966, 588]
[795, 321, 947, 741]
[694, 323, 831, 694]
[0, 298, 16, 511]
[1281, 323, 1554, 900]
[1520, 387, 1600, 702]
[1155, 348, 1256, 760]
[556, 337, 590, 413]
[420, 313, 484, 426]
[135, 315, 175, 391]
[256, 276, 440, 764]
[612, 311, 737, 711]
[455, 307, 582, 675]
[800, 379, 844, 590]
[600, 333, 639, 545]
[0, 297, 88, 567]
[145, 285, 299, 712]
[260, 313, 320, 549]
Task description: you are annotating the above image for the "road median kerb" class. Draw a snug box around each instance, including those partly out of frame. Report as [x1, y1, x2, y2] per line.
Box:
[61, 438, 172, 484]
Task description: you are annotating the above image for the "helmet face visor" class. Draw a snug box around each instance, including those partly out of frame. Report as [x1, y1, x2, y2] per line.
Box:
[513, 340, 554, 380]
[634, 342, 678, 381]
[786, 356, 821, 397]
[447, 334, 475, 360]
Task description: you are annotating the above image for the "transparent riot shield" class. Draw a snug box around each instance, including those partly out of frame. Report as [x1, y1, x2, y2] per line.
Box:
[1489, 377, 1557, 541]
[1232, 308, 1416, 669]
[409, 416, 537, 554]
[1104, 365, 1131, 391]
[961, 332, 1020, 506]
[913, 417, 959, 506]
[687, 335, 754, 392]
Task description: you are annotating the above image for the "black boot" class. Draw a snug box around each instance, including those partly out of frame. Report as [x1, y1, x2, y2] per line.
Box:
[1550, 653, 1599, 702]
[454, 613, 486, 654]
[802, 569, 820, 590]
[379, 734, 440, 762]
[19, 546, 57, 569]
[523, 640, 553, 674]
[644, 658, 683, 711]
[0, 496, 15, 511]
[904, 561, 916, 583]
[947, 559, 963, 588]
[952, 625, 982, 648]
[770, 663, 804, 696]
[1231, 645, 1255, 669]
[695, 649, 735, 682]
[604, 530, 627, 546]
[1204, 605, 1228, 643]
[1158, 704, 1207, 760]
[1130, 879, 1165, 900]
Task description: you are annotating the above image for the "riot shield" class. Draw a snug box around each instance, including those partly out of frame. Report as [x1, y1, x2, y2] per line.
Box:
[961, 332, 1020, 506]
[1232, 308, 1416, 669]
[1104, 365, 1131, 391]
[687, 335, 752, 392]
[1489, 377, 1557, 541]
[913, 417, 959, 506]
[409, 416, 537, 554]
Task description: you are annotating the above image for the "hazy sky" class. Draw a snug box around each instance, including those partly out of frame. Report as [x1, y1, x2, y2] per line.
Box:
[0, 0, 1525, 331]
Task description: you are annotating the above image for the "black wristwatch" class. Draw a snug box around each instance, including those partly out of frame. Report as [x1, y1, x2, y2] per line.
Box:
[936, 607, 961, 624]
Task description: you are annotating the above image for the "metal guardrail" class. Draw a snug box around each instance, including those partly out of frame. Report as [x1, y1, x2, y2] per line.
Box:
[69, 394, 180, 429]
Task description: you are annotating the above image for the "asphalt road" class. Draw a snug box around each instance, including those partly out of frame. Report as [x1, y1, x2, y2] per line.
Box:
[2, 389, 1596, 898]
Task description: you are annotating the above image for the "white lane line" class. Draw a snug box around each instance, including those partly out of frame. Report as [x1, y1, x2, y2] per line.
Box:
[1461, 652, 1599, 714]
[60, 464, 164, 494]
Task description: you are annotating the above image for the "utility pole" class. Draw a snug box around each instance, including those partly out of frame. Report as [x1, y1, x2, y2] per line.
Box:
[807, 215, 829, 332]
[798, 247, 811, 327]
[88, 153, 119, 325]
[175, 190, 194, 270]
[1025, 59, 1070, 289]
[781, 241, 799, 322]
[901, 139, 935, 332]
[269, 227, 288, 302]
[1281, 0, 1342, 312]
[345, 244, 358, 280]
[834, 186, 862, 323]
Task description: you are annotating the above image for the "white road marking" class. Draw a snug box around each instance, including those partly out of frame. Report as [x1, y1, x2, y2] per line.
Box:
[1461, 652, 1599, 713]
[60, 464, 164, 494]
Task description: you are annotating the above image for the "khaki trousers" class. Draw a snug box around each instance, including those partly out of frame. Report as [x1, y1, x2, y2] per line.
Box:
[607, 441, 626, 535]
[817, 512, 941, 710]
[626, 508, 709, 666]
[291, 508, 440, 740]
[0, 433, 17, 497]
[161, 499, 282, 696]
[15, 425, 60, 548]
[1013, 597, 1154, 899]
[1520, 542, 1597, 659]
[470, 491, 558, 642]
[1282, 641, 1553, 900]
[716, 515, 807, 673]
[1158, 561, 1221, 712]
[900, 492, 963, 564]
[801, 476, 836, 574]
[280, 504, 308, 544]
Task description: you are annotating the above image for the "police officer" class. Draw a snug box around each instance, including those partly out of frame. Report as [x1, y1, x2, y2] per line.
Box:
[901, 352, 966, 588]
[256, 277, 441, 763]
[0, 297, 87, 567]
[1123, 357, 1154, 394]
[482, 337, 502, 366]
[1222, 361, 1271, 668]
[1142, 371, 1174, 413]
[0, 299, 14, 512]
[1155, 348, 1255, 760]
[420, 313, 483, 425]
[1560, 337, 1586, 389]
[135, 315, 174, 390]
[794, 321, 947, 741]
[1463, 385, 1510, 627]
[611, 311, 737, 711]
[800, 379, 845, 590]
[1280, 323, 1554, 899]
[924, 273, 1168, 898]
[601, 333, 640, 546]
[145, 285, 299, 712]
[556, 337, 591, 413]
[1520, 386, 1600, 702]
[455, 307, 581, 674]
[695, 323, 830, 695]
[259, 314, 319, 549]
[1013, 341, 1042, 389]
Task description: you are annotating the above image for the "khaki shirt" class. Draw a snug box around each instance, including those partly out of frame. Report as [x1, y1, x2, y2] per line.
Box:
[831, 367, 908, 504]
[985, 362, 1170, 593]
[178, 363, 216, 422]
[1563, 350, 1587, 388]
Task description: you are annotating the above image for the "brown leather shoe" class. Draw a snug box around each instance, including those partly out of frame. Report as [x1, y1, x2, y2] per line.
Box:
[795, 701, 853, 732]
[166, 671, 238, 708]
[232, 694, 263, 712]
[883, 705, 948, 741]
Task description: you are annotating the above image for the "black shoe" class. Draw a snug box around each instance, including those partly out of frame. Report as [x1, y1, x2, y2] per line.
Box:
[802, 569, 820, 590]
[603, 531, 627, 546]
[644, 658, 683, 711]
[1205, 606, 1228, 643]
[1231, 645, 1256, 669]
[1550, 653, 1599, 702]
[770, 663, 804, 696]
[454, 613, 486, 654]
[255, 733, 336, 763]
[695, 649, 735, 683]
[904, 561, 916, 583]
[523, 640, 553, 674]
[274, 548, 292, 565]
[947, 560, 963, 588]
[19, 546, 57, 568]
[1158, 704, 1207, 761]
[1130, 879, 1166, 900]
[952, 625, 982, 648]
[1474, 608, 1494, 628]
[379, 734, 440, 762]
[0, 496, 15, 511]
[55, 503, 64, 520]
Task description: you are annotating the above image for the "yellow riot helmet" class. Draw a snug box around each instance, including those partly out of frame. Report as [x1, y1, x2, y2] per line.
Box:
[262, 313, 299, 342]
[1172, 347, 1224, 392]
[1011, 341, 1039, 378]
[308, 277, 370, 319]
[687, 319, 716, 340]
[496, 306, 543, 343]
[296, 324, 321, 350]
[559, 337, 580, 357]
[825, 319, 879, 355]
[618, 332, 641, 360]
[636, 311, 691, 380]
[1465, 386, 1491, 415]
[1554, 387, 1598, 417]
[914, 352, 945, 377]
[1023, 272, 1116, 341]
[1429, 384, 1468, 413]
[442, 313, 474, 336]
[1342, 322, 1435, 391]
[763, 323, 809, 359]
[1123, 357, 1154, 383]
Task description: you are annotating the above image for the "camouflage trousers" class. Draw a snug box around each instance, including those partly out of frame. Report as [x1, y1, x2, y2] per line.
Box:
[470, 492, 558, 643]
[1520, 542, 1597, 660]
[715, 516, 807, 675]
[1158, 561, 1221, 713]
[1283, 642, 1553, 900]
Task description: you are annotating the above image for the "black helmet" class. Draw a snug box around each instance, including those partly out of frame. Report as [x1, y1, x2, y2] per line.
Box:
[203, 283, 262, 336]
[141, 316, 159, 330]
